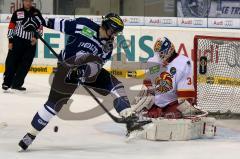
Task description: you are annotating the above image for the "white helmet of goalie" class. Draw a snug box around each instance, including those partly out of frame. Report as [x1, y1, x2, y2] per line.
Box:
[153, 37, 176, 62]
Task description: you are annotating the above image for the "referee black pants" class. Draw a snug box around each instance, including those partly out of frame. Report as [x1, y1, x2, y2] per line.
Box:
[3, 37, 36, 88]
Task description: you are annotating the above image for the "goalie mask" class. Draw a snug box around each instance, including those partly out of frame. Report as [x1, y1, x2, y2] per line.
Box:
[154, 37, 176, 62]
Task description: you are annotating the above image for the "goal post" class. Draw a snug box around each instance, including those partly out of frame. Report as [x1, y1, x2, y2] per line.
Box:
[193, 35, 240, 119]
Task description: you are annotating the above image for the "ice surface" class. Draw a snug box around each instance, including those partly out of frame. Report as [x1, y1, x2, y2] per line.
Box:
[1, 74, 240, 159]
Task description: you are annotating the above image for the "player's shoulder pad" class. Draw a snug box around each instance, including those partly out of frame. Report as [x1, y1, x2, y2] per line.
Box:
[76, 17, 100, 31]
[178, 54, 192, 65]
[76, 17, 98, 26]
[147, 53, 161, 64]
[174, 55, 192, 71]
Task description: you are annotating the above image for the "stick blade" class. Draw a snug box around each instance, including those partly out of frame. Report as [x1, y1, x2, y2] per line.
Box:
[125, 123, 154, 142]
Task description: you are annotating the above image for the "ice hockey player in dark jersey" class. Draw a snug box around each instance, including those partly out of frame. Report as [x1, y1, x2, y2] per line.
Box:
[18, 13, 148, 151]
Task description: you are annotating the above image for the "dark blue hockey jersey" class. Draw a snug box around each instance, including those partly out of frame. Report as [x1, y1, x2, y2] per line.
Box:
[49, 17, 113, 64]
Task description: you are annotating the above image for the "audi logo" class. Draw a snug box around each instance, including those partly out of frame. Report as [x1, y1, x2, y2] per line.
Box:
[213, 20, 234, 27]
[224, 20, 234, 27]
[122, 18, 140, 24]
[149, 19, 173, 25]
[193, 20, 203, 25]
[160, 19, 173, 24]
[129, 18, 141, 23]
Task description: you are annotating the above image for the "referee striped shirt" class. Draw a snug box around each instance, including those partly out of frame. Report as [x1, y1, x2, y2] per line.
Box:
[7, 7, 45, 42]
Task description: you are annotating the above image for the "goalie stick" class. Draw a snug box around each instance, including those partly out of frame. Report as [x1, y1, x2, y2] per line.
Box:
[35, 31, 145, 124]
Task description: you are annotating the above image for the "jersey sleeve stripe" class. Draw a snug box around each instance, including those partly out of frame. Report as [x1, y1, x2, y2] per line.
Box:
[177, 90, 196, 98]
[62, 20, 66, 33]
[60, 19, 64, 32]
[54, 18, 61, 32]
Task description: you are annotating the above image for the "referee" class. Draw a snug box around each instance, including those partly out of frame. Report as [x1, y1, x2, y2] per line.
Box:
[2, 0, 45, 91]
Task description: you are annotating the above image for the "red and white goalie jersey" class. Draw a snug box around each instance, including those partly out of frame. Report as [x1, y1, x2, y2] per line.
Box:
[146, 53, 195, 108]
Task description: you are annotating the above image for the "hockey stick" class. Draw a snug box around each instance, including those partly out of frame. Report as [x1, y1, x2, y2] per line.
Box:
[35, 32, 127, 123]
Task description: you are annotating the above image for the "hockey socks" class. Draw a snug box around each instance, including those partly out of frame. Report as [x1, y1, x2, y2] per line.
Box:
[31, 103, 57, 131]
[19, 102, 57, 151]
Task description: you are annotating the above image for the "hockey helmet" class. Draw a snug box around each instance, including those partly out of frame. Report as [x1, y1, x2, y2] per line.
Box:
[102, 13, 124, 34]
[153, 37, 176, 62]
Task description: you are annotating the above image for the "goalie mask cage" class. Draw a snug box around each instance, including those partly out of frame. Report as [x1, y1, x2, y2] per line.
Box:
[193, 35, 240, 119]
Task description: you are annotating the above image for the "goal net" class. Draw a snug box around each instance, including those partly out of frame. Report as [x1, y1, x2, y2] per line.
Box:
[193, 35, 240, 118]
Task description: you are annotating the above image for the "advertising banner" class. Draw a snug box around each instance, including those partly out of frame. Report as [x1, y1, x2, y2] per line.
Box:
[178, 17, 208, 28]
[177, 0, 240, 18]
[144, 17, 177, 27]
[0, 24, 239, 73]
[208, 18, 240, 29]
[1, 14, 239, 29]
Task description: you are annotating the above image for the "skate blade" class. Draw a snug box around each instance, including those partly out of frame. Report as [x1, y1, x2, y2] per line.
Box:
[18, 146, 25, 152]
[125, 123, 154, 143]
[10, 89, 27, 94]
[2, 89, 12, 93]
[17, 144, 30, 152]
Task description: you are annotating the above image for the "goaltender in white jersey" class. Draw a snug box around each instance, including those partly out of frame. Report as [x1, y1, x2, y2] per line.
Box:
[148, 52, 194, 110]
[132, 37, 216, 141]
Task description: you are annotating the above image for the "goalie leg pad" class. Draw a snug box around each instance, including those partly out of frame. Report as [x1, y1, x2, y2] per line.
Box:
[201, 117, 217, 138]
[143, 117, 216, 141]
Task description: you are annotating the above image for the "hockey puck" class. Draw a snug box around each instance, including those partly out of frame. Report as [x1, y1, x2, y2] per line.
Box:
[0, 122, 8, 129]
[54, 126, 58, 132]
